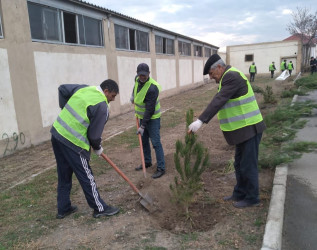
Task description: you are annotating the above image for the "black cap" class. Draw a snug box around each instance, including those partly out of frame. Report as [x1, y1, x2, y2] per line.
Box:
[137, 63, 150, 76]
[203, 54, 221, 75]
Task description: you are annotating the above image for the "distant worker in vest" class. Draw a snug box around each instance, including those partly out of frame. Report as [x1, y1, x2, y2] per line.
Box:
[288, 61, 294, 76]
[188, 54, 266, 208]
[280, 59, 287, 72]
[51, 80, 120, 219]
[131, 63, 166, 179]
[249, 62, 257, 82]
[269, 62, 276, 78]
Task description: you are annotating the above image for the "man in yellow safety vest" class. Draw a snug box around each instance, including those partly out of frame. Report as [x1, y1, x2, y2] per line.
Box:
[131, 63, 166, 179]
[249, 62, 257, 82]
[188, 54, 266, 208]
[51, 79, 120, 219]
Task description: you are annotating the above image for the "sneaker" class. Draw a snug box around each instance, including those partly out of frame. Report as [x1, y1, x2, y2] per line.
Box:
[223, 195, 244, 202]
[135, 163, 152, 171]
[56, 205, 78, 219]
[233, 200, 260, 208]
[93, 206, 120, 218]
[152, 169, 165, 179]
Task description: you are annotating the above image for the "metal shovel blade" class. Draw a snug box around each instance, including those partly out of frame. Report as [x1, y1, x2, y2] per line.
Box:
[139, 192, 153, 211]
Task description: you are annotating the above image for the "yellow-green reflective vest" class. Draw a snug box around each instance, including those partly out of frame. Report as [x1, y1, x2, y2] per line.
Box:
[53, 86, 108, 151]
[217, 67, 263, 131]
[134, 77, 161, 119]
[250, 65, 256, 73]
[281, 62, 286, 70]
[288, 63, 293, 70]
[269, 64, 275, 71]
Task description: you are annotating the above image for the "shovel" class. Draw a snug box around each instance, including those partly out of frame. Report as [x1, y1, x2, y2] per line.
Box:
[100, 152, 153, 211]
[136, 117, 147, 178]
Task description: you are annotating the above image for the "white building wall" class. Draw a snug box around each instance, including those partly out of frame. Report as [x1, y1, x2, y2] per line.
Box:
[179, 59, 192, 86]
[34, 52, 108, 128]
[117, 56, 151, 105]
[0, 48, 19, 135]
[228, 41, 300, 75]
[194, 60, 204, 83]
[156, 59, 177, 91]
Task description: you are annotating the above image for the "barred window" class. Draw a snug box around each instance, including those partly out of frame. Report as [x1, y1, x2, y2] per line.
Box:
[194, 45, 202, 57]
[205, 48, 211, 57]
[27, 2, 103, 46]
[245, 54, 254, 62]
[114, 24, 149, 52]
[178, 41, 191, 56]
[155, 35, 174, 55]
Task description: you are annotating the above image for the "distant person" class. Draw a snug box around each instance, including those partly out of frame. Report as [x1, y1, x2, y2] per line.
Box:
[269, 62, 276, 78]
[188, 54, 266, 208]
[131, 63, 166, 179]
[280, 60, 287, 72]
[249, 62, 257, 82]
[51, 80, 120, 219]
[310, 57, 316, 75]
[288, 61, 294, 76]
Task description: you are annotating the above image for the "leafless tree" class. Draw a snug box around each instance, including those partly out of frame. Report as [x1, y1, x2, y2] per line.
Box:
[286, 7, 317, 70]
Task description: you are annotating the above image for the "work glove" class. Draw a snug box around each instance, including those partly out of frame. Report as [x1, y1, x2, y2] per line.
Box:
[188, 119, 203, 133]
[94, 146, 103, 157]
[137, 126, 145, 136]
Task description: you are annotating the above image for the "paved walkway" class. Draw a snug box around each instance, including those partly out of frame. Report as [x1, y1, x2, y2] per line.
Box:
[262, 90, 317, 250]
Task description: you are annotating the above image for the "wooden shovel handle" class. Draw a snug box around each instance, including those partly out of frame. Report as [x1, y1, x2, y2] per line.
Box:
[101, 153, 139, 194]
[136, 117, 146, 177]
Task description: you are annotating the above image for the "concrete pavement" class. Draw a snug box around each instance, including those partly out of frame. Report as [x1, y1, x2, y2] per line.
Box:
[262, 90, 317, 250]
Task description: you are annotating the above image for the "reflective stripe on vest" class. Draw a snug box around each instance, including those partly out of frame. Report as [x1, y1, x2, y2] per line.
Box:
[134, 77, 161, 119]
[53, 86, 108, 150]
[250, 65, 256, 73]
[217, 67, 263, 131]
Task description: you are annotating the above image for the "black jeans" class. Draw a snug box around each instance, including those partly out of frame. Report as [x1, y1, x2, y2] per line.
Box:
[232, 133, 262, 203]
[51, 136, 109, 214]
[250, 73, 255, 82]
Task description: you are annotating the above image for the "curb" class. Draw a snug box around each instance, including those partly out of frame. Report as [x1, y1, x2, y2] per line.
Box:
[261, 164, 288, 250]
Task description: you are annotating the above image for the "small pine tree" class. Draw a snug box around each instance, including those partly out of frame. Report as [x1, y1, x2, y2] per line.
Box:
[170, 109, 210, 220]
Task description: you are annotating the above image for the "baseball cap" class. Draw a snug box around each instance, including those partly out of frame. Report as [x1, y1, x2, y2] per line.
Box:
[137, 63, 150, 76]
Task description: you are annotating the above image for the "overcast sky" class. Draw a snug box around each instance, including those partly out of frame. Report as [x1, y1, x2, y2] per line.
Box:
[85, 0, 316, 51]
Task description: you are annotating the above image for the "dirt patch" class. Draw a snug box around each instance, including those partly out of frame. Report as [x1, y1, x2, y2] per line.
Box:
[1, 78, 286, 249]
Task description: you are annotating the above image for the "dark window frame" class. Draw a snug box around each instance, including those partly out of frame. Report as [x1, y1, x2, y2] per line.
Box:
[0, 7, 4, 38]
[178, 40, 191, 56]
[155, 35, 174, 55]
[27, 2, 103, 47]
[194, 45, 202, 57]
[114, 24, 149, 52]
[245, 54, 254, 62]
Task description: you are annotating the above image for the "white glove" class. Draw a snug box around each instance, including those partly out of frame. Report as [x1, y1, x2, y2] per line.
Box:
[137, 126, 144, 136]
[188, 119, 203, 133]
[94, 146, 103, 156]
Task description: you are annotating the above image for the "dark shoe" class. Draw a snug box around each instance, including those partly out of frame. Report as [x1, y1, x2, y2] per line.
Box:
[233, 200, 260, 208]
[56, 205, 78, 219]
[152, 169, 165, 179]
[93, 206, 120, 218]
[135, 163, 152, 171]
[223, 195, 243, 202]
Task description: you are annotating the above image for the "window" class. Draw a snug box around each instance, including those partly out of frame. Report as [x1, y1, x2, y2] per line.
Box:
[205, 48, 211, 57]
[114, 24, 149, 52]
[27, 2, 103, 46]
[155, 35, 174, 55]
[245, 54, 254, 62]
[178, 41, 191, 56]
[194, 45, 202, 57]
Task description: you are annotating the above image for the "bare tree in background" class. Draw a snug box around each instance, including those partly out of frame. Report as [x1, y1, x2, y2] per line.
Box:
[286, 7, 317, 71]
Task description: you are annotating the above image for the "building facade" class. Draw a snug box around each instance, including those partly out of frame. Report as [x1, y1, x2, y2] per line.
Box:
[0, 0, 218, 157]
[226, 40, 302, 76]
